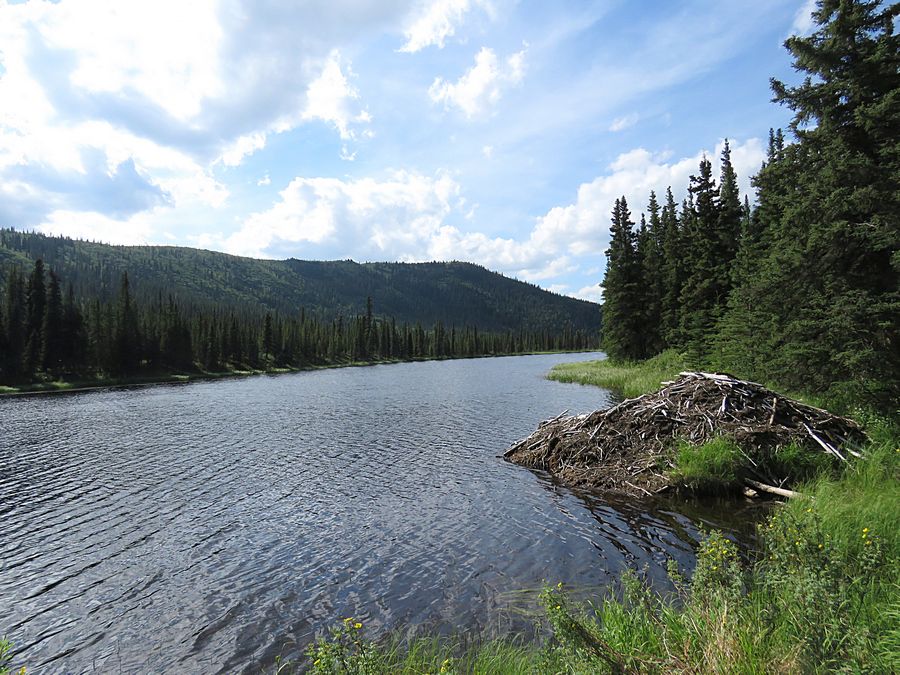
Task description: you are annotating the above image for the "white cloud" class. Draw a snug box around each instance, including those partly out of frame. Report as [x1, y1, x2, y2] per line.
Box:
[36, 209, 157, 246]
[301, 51, 372, 140]
[224, 171, 461, 259]
[574, 284, 604, 303]
[608, 113, 639, 132]
[482, 144, 494, 158]
[399, 0, 492, 53]
[258, 173, 271, 186]
[429, 46, 526, 117]
[220, 132, 268, 167]
[41, 0, 224, 122]
[0, 0, 404, 236]
[790, 0, 818, 36]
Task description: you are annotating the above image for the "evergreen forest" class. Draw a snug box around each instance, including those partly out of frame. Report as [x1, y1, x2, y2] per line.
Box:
[0, 258, 594, 385]
[601, 0, 898, 413]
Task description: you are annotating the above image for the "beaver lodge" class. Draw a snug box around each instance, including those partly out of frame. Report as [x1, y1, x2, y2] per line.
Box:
[504, 372, 867, 498]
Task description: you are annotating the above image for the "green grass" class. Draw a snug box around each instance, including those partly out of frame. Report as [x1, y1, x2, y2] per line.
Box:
[548, 349, 688, 398]
[670, 436, 746, 492]
[276, 620, 540, 674]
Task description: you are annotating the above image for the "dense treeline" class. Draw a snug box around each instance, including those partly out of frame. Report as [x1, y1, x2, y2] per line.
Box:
[0, 261, 594, 384]
[602, 0, 898, 410]
[0, 230, 600, 335]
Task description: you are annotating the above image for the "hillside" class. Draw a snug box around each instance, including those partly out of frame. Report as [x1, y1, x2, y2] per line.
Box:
[0, 230, 600, 334]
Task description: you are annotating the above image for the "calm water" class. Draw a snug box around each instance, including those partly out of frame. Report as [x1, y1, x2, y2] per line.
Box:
[0, 354, 761, 673]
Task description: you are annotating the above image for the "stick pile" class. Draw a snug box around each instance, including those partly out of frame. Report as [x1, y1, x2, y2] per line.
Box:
[504, 372, 866, 497]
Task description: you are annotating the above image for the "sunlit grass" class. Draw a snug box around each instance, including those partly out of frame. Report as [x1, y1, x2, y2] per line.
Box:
[548, 349, 688, 398]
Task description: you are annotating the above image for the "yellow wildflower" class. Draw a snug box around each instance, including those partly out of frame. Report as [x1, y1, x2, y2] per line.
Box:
[354, 622, 363, 629]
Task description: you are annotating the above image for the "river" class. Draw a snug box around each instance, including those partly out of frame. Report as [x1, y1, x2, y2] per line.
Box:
[0, 353, 761, 672]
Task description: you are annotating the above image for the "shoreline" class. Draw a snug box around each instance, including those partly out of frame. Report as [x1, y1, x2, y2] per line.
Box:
[0, 349, 599, 397]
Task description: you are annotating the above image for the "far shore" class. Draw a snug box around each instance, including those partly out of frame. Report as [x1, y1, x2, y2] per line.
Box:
[0, 349, 600, 397]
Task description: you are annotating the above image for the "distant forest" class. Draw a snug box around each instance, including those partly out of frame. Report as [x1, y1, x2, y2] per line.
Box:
[601, 0, 898, 411]
[0, 230, 600, 334]
[0, 255, 594, 384]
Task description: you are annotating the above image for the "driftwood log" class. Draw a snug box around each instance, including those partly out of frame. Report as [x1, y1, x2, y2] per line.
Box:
[504, 372, 866, 498]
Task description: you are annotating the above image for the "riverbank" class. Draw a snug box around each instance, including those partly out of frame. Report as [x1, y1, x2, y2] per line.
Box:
[294, 354, 899, 673]
[547, 349, 687, 398]
[0, 349, 596, 397]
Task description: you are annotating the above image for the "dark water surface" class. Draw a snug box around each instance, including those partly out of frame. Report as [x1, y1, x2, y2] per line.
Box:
[0, 354, 762, 672]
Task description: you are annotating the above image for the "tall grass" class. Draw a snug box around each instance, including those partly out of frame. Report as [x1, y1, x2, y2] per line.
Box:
[547, 349, 688, 398]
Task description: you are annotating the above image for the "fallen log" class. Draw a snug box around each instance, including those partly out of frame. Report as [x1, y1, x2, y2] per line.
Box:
[744, 479, 804, 500]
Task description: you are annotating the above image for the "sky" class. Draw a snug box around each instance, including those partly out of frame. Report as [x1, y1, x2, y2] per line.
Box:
[0, 0, 818, 302]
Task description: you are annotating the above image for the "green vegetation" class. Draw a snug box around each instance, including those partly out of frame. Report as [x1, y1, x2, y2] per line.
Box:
[670, 436, 746, 493]
[548, 349, 687, 398]
[599, 0, 899, 413]
[297, 618, 537, 675]
[0, 229, 600, 334]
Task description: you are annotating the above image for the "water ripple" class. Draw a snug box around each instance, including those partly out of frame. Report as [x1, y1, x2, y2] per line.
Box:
[0, 354, 761, 673]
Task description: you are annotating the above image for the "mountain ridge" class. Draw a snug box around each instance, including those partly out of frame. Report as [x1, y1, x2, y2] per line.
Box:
[0, 229, 600, 334]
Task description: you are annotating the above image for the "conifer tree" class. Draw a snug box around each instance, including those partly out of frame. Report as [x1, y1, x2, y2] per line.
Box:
[40, 270, 63, 373]
[3, 267, 26, 378]
[262, 312, 275, 362]
[719, 0, 899, 405]
[114, 272, 140, 375]
[23, 259, 46, 372]
[716, 140, 742, 281]
[659, 187, 683, 346]
[678, 158, 722, 360]
[60, 283, 83, 372]
[601, 197, 643, 360]
[641, 191, 665, 356]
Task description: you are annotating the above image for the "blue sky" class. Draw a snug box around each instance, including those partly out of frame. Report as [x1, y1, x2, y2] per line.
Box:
[0, 0, 816, 301]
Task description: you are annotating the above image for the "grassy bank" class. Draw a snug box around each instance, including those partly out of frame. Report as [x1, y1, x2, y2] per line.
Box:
[547, 349, 688, 398]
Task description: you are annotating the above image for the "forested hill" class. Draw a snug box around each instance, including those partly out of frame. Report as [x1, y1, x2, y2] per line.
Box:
[0, 230, 599, 333]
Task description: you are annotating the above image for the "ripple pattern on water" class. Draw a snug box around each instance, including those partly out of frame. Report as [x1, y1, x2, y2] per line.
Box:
[0, 354, 760, 673]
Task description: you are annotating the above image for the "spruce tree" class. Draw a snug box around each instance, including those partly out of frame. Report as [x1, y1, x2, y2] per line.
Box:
[40, 270, 63, 373]
[3, 267, 26, 379]
[716, 139, 742, 283]
[678, 158, 722, 361]
[61, 283, 87, 373]
[601, 197, 643, 360]
[641, 191, 665, 356]
[24, 259, 46, 374]
[721, 0, 899, 406]
[114, 272, 140, 375]
[659, 187, 683, 346]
